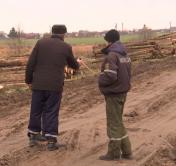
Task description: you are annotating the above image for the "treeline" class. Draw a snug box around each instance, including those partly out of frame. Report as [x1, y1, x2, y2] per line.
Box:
[8, 27, 40, 39]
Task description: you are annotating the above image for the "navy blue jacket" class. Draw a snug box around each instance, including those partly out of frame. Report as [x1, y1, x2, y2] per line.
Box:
[98, 41, 131, 96]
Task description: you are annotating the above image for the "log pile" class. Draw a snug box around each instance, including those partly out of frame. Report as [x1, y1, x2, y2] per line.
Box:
[92, 32, 176, 62]
[0, 59, 26, 68]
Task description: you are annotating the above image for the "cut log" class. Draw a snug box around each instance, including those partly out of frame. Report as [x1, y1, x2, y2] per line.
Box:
[0, 85, 4, 90]
[0, 59, 26, 67]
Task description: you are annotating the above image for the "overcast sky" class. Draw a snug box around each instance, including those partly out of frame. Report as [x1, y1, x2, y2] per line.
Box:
[0, 0, 175, 33]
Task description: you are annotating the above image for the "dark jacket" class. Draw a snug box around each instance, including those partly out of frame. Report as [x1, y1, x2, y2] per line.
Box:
[25, 35, 79, 91]
[98, 41, 131, 96]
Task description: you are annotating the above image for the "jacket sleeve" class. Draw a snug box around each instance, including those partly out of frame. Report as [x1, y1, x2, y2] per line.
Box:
[66, 46, 79, 70]
[25, 41, 39, 84]
[98, 53, 118, 87]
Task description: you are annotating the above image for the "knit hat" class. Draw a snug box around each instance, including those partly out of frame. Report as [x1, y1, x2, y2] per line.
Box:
[52, 25, 67, 34]
[104, 29, 120, 43]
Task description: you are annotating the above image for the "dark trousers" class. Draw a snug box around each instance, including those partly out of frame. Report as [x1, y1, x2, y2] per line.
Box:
[28, 90, 62, 138]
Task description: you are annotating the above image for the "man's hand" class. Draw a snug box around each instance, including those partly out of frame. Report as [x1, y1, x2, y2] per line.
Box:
[77, 58, 83, 65]
[28, 84, 32, 90]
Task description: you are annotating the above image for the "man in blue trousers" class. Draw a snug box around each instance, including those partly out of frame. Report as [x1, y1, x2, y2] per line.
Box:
[25, 25, 80, 150]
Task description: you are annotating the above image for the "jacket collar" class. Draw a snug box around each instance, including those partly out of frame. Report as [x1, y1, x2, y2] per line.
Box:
[51, 34, 64, 41]
[107, 41, 127, 56]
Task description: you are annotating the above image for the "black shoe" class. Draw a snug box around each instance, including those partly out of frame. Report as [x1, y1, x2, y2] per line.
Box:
[121, 154, 133, 160]
[28, 133, 47, 147]
[35, 134, 47, 142]
[99, 154, 120, 161]
[29, 134, 38, 147]
[47, 142, 59, 151]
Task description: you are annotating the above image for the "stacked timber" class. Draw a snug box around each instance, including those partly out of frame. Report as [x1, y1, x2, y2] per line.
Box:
[0, 59, 26, 67]
[92, 32, 176, 62]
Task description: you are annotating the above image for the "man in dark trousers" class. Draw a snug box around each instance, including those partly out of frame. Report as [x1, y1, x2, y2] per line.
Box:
[98, 29, 132, 160]
[25, 25, 80, 150]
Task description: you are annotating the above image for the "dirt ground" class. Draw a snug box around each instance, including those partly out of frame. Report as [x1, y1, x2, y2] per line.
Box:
[0, 52, 176, 166]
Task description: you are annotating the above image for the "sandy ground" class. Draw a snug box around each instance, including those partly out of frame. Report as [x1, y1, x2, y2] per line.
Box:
[0, 57, 176, 166]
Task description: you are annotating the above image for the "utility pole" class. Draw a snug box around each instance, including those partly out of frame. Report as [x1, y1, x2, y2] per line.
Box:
[121, 22, 124, 32]
[169, 21, 172, 33]
[115, 23, 117, 30]
[49, 25, 52, 34]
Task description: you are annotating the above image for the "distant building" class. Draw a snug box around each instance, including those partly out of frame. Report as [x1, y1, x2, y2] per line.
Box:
[66, 30, 107, 38]
[170, 27, 176, 32]
[20, 33, 40, 39]
[0, 31, 9, 39]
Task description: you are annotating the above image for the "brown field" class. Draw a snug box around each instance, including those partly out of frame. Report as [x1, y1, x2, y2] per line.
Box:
[0, 34, 176, 166]
[72, 45, 93, 55]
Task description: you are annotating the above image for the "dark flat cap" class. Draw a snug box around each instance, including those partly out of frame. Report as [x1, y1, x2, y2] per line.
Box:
[52, 25, 67, 34]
